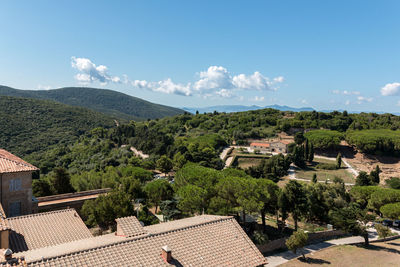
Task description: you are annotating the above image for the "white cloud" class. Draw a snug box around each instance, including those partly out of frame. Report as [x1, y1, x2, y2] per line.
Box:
[332, 90, 360, 95]
[131, 78, 191, 96]
[71, 57, 120, 84]
[251, 96, 265, 102]
[70, 58, 283, 98]
[232, 71, 275, 91]
[345, 100, 350, 105]
[301, 99, 308, 104]
[397, 100, 400, 106]
[356, 96, 373, 104]
[215, 89, 234, 98]
[381, 82, 400, 96]
[194, 66, 232, 91]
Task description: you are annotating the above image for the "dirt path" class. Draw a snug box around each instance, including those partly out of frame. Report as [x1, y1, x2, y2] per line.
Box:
[130, 146, 149, 159]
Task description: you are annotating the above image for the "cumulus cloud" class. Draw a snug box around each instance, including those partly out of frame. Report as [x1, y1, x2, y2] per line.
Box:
[381, 82, 400, 96]
[193, 66, 232, 91]
[215, 89, 234, 98]
[131, 78, 191, 96]
[71, 57, 120, 84]
[70, 58, 283, 98]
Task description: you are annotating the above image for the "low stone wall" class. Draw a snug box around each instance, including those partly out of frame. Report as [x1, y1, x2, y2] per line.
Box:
[257, 229, 345, 254]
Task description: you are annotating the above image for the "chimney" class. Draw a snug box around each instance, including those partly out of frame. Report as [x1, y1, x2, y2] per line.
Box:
[3, 248, 12, 261]
[161, 245, 172, 263]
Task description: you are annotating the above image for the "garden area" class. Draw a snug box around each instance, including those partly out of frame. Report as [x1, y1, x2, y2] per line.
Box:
[295, 158, 355, 184]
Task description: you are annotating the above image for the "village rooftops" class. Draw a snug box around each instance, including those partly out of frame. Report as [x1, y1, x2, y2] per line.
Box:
[6, 215, 267, 267]
[250, 142, 270, 148]
[7, 209, 93, 252]
[0, 149, 38, 174]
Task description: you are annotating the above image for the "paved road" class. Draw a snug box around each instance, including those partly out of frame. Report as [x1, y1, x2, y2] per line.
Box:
[265, 228, 388, 267]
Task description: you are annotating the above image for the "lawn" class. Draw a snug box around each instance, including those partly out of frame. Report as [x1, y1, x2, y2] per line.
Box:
[295, 158, 355, 184]
[281, 238, 400, 267]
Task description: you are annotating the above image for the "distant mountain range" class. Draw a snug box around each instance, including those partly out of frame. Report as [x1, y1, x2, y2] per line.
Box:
[183, 105, 315, 114]
[0, 86, 184, 121]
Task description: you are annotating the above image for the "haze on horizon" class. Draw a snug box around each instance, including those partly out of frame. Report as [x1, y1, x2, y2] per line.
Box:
[0, 0, 399, 112]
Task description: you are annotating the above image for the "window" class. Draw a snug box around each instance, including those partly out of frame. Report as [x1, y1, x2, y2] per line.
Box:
[9, 201, 21, 217]
[9, 178, 22, 192]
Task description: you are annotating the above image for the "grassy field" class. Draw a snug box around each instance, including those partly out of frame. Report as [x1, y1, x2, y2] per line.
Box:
[295, 158, 355, 184]
[236, 157, 264, 168]
[281, 238, 400, 267]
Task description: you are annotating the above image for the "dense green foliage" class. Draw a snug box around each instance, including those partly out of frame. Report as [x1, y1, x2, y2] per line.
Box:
[0, 96, 115, 157]
[380, 202, 400, 219]
[304, 130, 344, 150]
[0, 86, 184, 121]
[346, 130, 400, 155]
[386, 177, 400, 189]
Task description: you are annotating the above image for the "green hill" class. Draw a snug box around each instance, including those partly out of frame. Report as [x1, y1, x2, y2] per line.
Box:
[0, 86, 184, 121]
[0, 96, 115, 157]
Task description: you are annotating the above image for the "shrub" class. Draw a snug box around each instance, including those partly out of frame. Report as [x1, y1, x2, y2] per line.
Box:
[380, 202, 400, 219]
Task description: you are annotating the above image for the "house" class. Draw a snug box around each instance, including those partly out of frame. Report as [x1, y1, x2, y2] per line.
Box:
[250, 142, 271, 153]
[250, 139, 291, 154]
[0, 214, 267, 266]
[0, 149, 38, 217]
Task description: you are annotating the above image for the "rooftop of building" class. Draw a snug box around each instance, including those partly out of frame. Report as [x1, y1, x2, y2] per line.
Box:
[0, 149, 38, 174]
[7, 214, 266, 267]
[7, 209, 93, 253]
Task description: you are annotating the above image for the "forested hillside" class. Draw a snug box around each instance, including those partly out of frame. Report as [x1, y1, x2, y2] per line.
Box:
[0, 86, 184, 121]
[0, 96, 115, 157]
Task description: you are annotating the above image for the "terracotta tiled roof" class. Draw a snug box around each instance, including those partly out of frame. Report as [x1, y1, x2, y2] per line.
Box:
[8, 215, 266, 267]
[7, 209, 93, 252]
[115, 216, 147, 237]
[279, 139, 293, 145]
[0, 204, 10, 231]
[250, 142, 270, 148]
[0, 149, 38, 174]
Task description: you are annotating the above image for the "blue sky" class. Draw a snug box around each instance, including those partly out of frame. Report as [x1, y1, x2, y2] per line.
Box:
[1, 1, 399, 111]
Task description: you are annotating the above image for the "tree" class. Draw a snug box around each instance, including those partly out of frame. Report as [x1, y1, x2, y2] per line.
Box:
[386, 177, 400, 189]
[369, 165, 381, 185]
[329, 203, 374, 246]
[81, 190, 134, 229]
[52, 167, 74, 194]
[144, 179, 173, 213]
[336, 153, 342, 169]
[286, 231, 308, 260]
[380, 202, 400, 219]
[304, 139, 309, 161]
[308, 143, 314, 162]
[32, 179, 53, 197]
[375, 223, 391, 241]
[292, 145, 306, 169]
[312, 174, 317, 184]
[160, 199, 181, 221]
[156, 156, 173, 176]
[177, 184, 207, 214]
[356, 171, 371, 186]
[281, 180, 308, 231]
[173, 152, 187, 170]
[294, 132, 305, 145]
